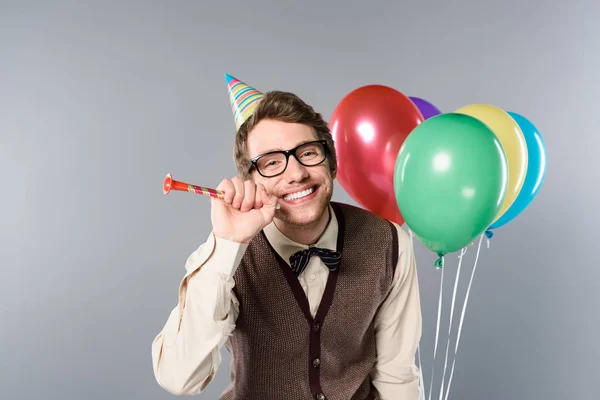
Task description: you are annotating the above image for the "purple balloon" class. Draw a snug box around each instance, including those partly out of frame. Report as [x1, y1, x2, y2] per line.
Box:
[409, 96, 442, 120]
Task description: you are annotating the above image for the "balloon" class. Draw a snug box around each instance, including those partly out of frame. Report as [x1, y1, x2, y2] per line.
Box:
[488, 111, 547, 230]
[455, 104, 528, 223]
[394, 113, 508, 262]
[409, 96, 442, 120]
[331, 85, 424, 226]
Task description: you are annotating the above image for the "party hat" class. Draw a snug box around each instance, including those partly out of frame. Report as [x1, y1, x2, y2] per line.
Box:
[225, 73, 264, 131]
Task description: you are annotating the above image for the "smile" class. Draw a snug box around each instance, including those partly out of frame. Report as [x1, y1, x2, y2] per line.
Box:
[283, 186, 316, 201]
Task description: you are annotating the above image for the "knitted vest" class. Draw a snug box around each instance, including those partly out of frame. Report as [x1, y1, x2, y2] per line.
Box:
[219, 202, 398, 400]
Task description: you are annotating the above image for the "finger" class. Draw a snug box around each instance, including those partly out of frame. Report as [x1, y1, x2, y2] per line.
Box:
[231, 176, 245, 209]
[253, 184, 264, 209]
[241, 180, 256, 212]
[271, 192, 280, 209]
[259, 185, 279, 223]
[260, 184, 279, 209]
[216, 178, 235, 204]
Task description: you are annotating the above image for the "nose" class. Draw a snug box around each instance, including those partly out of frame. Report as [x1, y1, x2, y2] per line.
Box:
[283, 155, 309, 183]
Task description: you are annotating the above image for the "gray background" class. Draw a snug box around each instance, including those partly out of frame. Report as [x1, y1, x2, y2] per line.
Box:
[1, 0, 598, 399]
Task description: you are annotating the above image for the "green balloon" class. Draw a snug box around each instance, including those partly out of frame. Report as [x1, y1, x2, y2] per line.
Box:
[394, 113, 508, 261]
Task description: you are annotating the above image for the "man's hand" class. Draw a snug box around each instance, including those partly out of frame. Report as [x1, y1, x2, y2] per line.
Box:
[211, 177, 279, 244]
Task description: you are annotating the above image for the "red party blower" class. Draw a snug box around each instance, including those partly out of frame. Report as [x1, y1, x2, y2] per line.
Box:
[163, 173, 225, 199]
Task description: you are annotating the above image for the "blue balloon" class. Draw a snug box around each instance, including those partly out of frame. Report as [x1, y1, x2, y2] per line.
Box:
[489, 111, 547, 231]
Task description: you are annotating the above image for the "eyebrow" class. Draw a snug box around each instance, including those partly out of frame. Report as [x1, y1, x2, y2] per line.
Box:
[255, 140, 315, 155]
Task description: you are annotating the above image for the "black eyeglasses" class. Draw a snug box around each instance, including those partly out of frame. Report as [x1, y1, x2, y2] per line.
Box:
[248, 140, 329, 178]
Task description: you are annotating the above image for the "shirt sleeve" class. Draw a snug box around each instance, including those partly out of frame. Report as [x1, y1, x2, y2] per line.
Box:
[151, 231, 248, 395]
[371, 222, 423, 400]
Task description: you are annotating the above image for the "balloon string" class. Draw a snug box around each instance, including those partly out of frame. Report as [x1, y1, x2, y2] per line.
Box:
[443, 234, 484, 400]
[438, 246, 467, 400]
[428, 259, 444, 400]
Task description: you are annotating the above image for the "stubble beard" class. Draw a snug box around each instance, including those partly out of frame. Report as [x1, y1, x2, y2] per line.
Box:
[274, 185, 333, 230]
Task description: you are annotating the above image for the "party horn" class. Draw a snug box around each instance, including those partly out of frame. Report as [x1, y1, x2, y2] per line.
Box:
[163, 173, 225, 199]
[163, 173, 280, 209]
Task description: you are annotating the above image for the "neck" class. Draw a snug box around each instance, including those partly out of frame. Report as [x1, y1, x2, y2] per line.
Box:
[274, 206, 331, 245]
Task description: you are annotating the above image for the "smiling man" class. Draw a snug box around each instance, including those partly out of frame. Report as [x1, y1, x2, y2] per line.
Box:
[151, 75, 423, 400]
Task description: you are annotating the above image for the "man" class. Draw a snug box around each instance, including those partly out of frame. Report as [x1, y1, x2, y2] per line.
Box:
[151, 74, 423, 399]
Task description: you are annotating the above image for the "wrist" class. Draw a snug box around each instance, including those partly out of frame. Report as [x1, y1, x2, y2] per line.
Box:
[213, 231, 253, 244]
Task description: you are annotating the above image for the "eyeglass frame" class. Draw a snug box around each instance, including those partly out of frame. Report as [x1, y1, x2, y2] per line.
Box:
[247, 140, 329, 178]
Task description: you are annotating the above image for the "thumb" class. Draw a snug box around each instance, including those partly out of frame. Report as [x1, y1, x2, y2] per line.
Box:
[258, 184, 279, 219]
[258, 184, 278, 207]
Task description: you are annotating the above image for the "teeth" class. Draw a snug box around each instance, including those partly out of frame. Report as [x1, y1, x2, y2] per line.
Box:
[283, 187, 314, 201]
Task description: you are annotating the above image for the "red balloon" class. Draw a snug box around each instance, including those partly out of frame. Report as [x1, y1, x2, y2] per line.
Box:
[330, 85, 424, 226]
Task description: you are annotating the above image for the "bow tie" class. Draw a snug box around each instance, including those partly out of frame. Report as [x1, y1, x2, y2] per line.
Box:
[289, 247, 341, 277]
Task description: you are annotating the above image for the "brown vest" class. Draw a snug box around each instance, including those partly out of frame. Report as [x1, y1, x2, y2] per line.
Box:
[219, 202, 398, 400]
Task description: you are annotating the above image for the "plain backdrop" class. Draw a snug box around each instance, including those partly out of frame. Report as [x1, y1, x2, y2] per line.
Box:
[1, 1, 598, 399]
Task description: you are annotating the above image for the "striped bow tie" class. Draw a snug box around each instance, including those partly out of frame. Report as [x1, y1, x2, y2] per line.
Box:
[289, 247, 341, 277]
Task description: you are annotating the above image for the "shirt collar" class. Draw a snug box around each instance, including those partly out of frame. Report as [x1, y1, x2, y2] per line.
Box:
[262, 204, 338, 266]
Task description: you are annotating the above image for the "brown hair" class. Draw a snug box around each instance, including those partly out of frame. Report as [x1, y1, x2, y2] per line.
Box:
[233, 91, 337, 179]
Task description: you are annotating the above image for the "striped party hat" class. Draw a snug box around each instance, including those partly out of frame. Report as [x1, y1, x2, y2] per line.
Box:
[225, 73, 264, 131]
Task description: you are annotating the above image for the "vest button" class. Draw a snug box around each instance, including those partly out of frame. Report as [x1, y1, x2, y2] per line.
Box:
[313, 357, 321, 368]
[316, 393, 325, 400]
[313, 322, 320, 331]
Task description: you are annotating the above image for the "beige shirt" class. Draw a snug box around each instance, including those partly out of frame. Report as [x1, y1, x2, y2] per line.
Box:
[151, 205, 423, 399]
